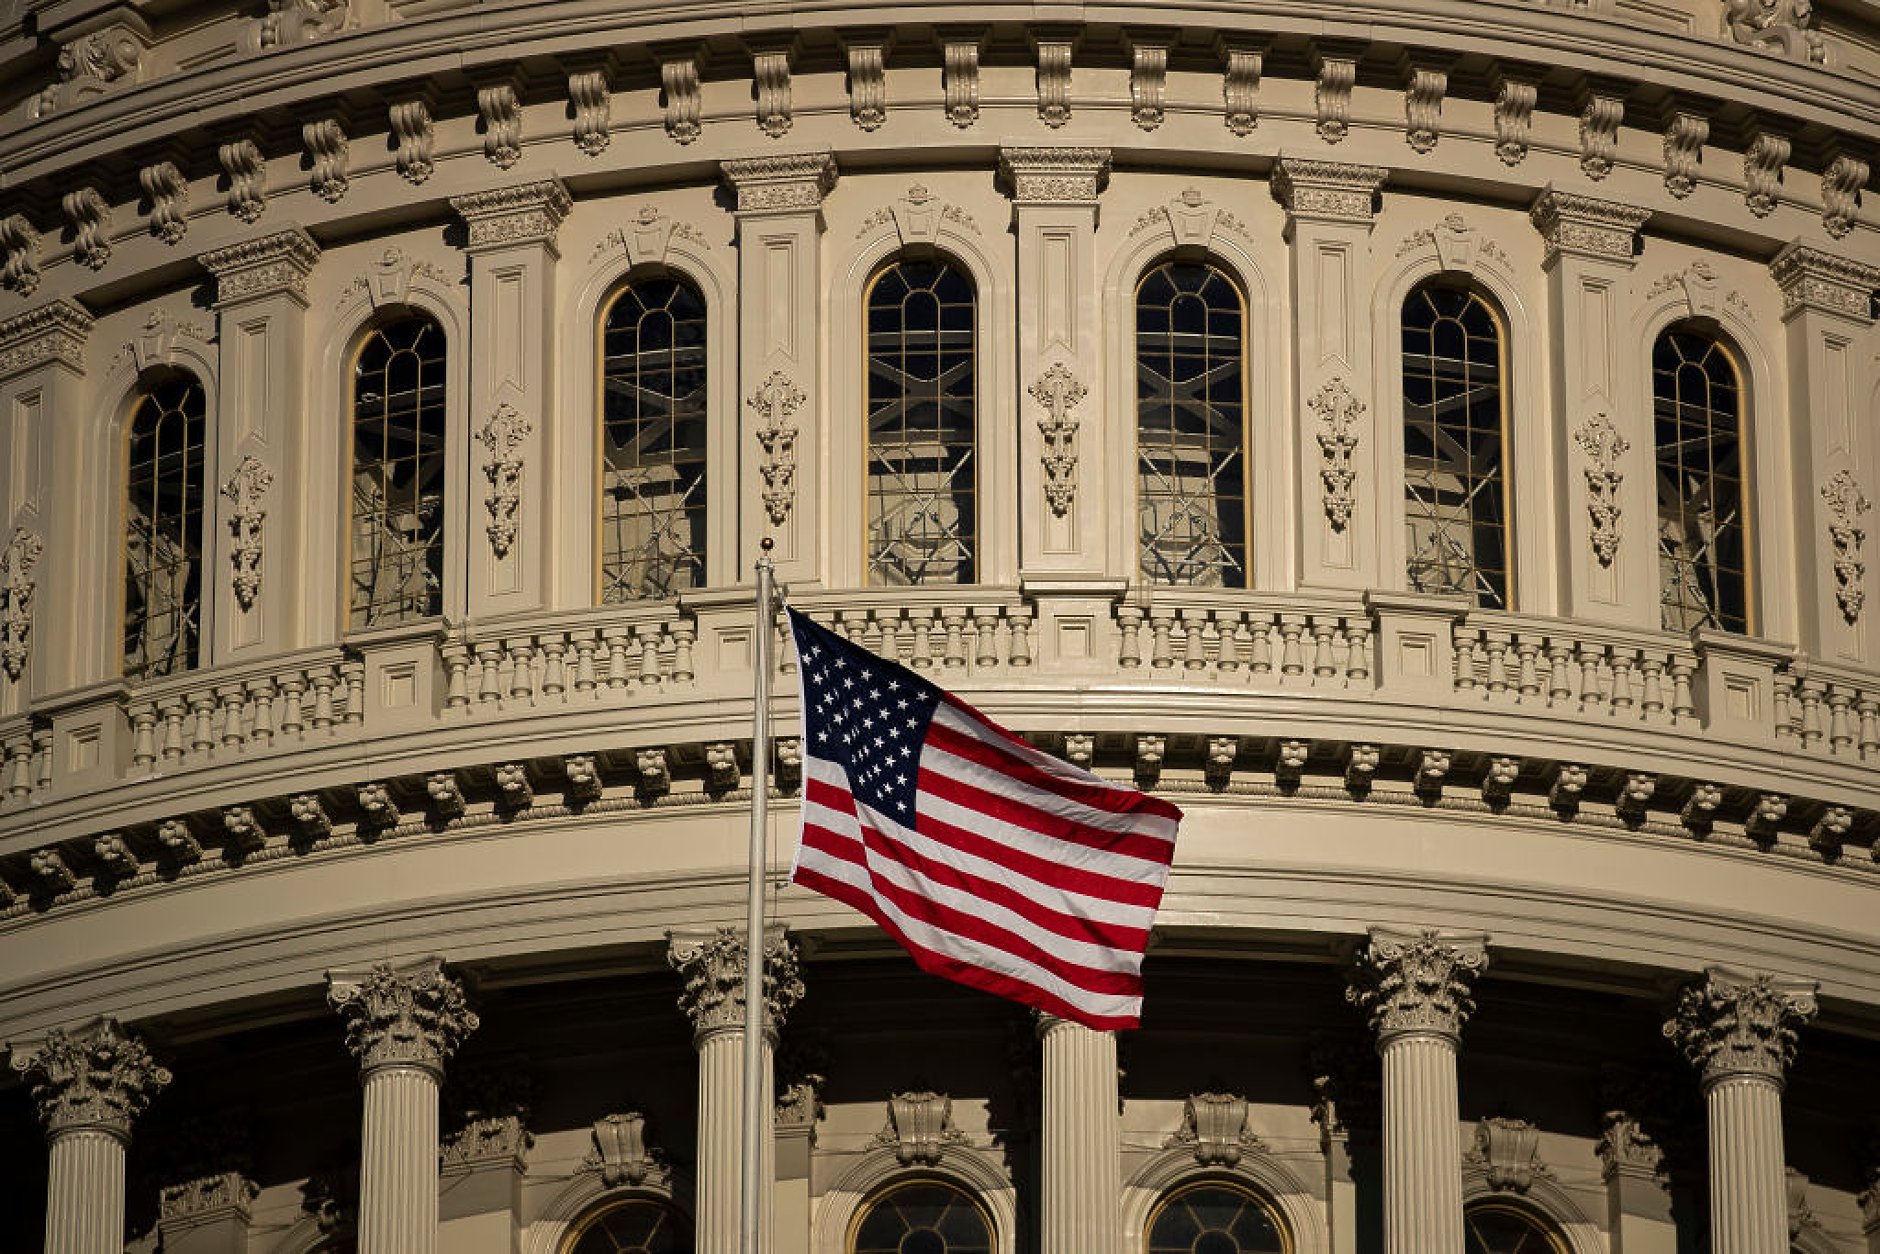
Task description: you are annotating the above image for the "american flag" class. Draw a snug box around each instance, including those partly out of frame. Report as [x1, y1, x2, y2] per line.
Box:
[787, 607, 1182, 1030]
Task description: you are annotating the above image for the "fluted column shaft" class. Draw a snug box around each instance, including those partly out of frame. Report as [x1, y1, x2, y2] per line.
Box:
[45, 1129, 126, 1254]
[1038, 1015, 1121, 1254]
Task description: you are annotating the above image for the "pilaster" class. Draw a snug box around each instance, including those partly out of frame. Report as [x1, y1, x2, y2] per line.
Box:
[1036, 1012, 1121, 1254]
[721, 153, 835, 588]
[158, 1172, 259, 1254]
[1345, 927, 1488, 1254]
[1663, 966, 1817, 1254]
[450, 178, 570, 616]
[1271, 157, 1387, 591]
[999, 146, 1110, 579]
[1596, 1105, 1674, 1254]
[669, 926, 804, 1254]
[1770, 241, 1880, 665]
[1529, 187, 1654, 628]
[437, 1065, 532, 1253]
[198, 227, 319, 662]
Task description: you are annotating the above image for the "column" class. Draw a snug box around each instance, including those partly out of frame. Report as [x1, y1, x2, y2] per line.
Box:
[9, 1016, 171, 1254]
[1270, 157, 1388, 592]
[719, 154, 834, 589]
[1345, 927, 1489, 1254]
[1663, 966, 1817, 1254]
[196, 227, 320, 661]
[668, 926, 804, 1254]
[1528, 188, 1653, 627]
[449, 178, 570, 616]
[1037, 1013, 1121, 1254]
[1769, 242, 1880, 665]
[327, 957, 479, 1254]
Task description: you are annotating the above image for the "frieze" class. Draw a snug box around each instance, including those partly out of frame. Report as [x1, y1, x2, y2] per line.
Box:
[1270, 158, 1385, 227]
[999, 146, 1111, 205]
[1663, 967, 1817, 1086]
[0, 298, 92, 380]
[327, 956, 479, 1076]
[1345, 927, 1489, 1044]
[199, 228, 321, 305]
[1529, 188, 1649, 266]
[11, 1018, 171, 1138]
[1770, 242, 1880, 321]
[667, 925, 803, 1041]
[721, 153, 838, 214]
[450, 179, 573, 253]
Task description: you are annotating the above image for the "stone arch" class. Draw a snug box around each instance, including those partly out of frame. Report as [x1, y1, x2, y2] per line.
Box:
[1121, 1148, 1326, 1254]
[813, 1145, 1018, 1254]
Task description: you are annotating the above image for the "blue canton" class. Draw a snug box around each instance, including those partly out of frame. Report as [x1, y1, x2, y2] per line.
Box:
[790, 609, 941, 827]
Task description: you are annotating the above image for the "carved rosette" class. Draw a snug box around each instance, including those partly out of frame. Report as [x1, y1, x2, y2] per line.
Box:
[1308, 378, 1364, 531]
[11, 1017, 172, 1141]
[327, 958, 479, 1078]
[668, 927, 804, 1043]
[1345, 928, 1490, 1046]
[1664, 968, 1817, 1088]
[220, 455, 274, 610]
[1029, 362, 1086, 516]
[1573, 413, 1629, 566]
[1821, 470, 1870, 622]
[750, 371, 806, 526]
[449, 179, 572, 254]
[477, 403, 532, 558]
[0, 526, 45, 680]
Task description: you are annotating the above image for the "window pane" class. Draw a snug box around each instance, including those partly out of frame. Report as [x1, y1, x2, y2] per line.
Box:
[851, 1181, 993, 1254]
[1402, 286, 1509, 609]
[866, 258, 977, 586]
[123, 377, 206, 681]
[564, 1198, 691, 1254]
[601, 277, 708, 601]
[1145, 1183, 1287, 1254]
[351, 316, 447, 627]
[1654, 330, 1748, 633]
[1464, 1202, 1569, 1254]
[1136, 261, 1247, 588]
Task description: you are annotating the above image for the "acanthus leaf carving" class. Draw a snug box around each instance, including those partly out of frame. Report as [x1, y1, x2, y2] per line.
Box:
[1029, 361, 1086, 517]
[303, 119, 351, 203]
[241, 0, 350, 54]
[1575, 412, 1629, 567]
[390, 100, 435, 185]
[1308, 378, 1364, 531]
[1035, 37, 1073, 129]
[847, 40, 887, 131]
[750, 371, 806, 526]
[1745, 132, 1791, 218]
[1404, 66, 1447, 154]
[1345, 927, 1489, 1044]
[477, 83, 523, 170]
[754, 48, 794, 138]
[1165, 1092, 1263, 1166]
[1725, 0, 1829, 64]
[584, 1111, 671, 1186]
[218, 140, 267, 224]
[1579, 94, 1624, 181]
[1663, 967, 1817, 1086]
[1465, 1116, 1554, 1193]
[1822, 154, 1868, 240]
[478, 402, 532, 559]
[35, 22, 147, 117]
[591, 206, 709, 264]
[1821, 469, 1870, 623]
[569, 71, 612, 156]
[327, 957, 478, 1075]
[661, 55, 702, 145]
[874, 1090, 969, 1165]
[943, 38, 981, 129]
[220, 454, 274, 611]
[0, 527, 45, 680]
[140, 162, 190, 245]
[1315, 57, 1355, 144]
[1493, 78, 1536, 166]
[1663, 112, 1709, 199]
[1127, 38, 1168, 132]
[1217, 39, 1260, 136]
[63, 187, 112, 271]
[450, 179, 572, 252]
[668, 926, 803, 1040]
[440, 1063, 533, 1166]
[10, 1018, 170, 1138]
[0, 216, 42, 296]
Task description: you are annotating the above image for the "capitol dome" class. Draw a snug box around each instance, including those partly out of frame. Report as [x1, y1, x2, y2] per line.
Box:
[0, 0, 1877, 1249]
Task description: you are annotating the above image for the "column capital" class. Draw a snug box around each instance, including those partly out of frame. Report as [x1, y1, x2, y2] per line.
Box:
[1345, 927, 1489, 1046]
[1663, 966, 1817, 1089]
[0, 297, 92, 381]
[1529, 186, 1650, 267]
[197, 226, 321, 306]
[719, 151, 837, 215]
[449, 177, 572, 255]
[667, 925, 803, 1044]
[8, 1016, 170, 1142]
[1270, 156, 1386, 230]
[998, 146, 1112, 205]
[326, 956, 478, 1078]
[1770, 239, 1880, 322]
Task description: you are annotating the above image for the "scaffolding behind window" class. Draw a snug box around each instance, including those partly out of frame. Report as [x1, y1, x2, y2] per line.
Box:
[123, 376, 206, 680]
[1654, 330, 1749, 633]
[350, 315, 447, 627]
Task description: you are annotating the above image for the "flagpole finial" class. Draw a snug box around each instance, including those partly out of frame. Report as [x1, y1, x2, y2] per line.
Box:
[760, 536, 774, 553]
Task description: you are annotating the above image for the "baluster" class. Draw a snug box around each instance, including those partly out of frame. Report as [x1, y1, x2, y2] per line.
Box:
[247, 678, 277, 746]
[1482, 631, 1510, 696]
[279, 673, 307, 736]
[541, 640, 567, 697]
[602, 628, 633, 688]
[1827, 688, 1853, 755]
[942, 610, 968, 669]
[1278, 617, 1306, 676]
[671, 623, 696, 683]
[1310, 622, 1337, 680]
[909, 609, 936, 669]
[1514, 639, 1541, 701]
[1669, 656, 1697, 726]
[506, 636, 536, 700]
[1176, 609, 1205, 671]
[1545, 640, 1575, 706]
[309, 670, 337, 729]
[188, 693, 217, 755]
[973, 608, 999, 668]
[1008, 610, 1033, 667]
[216, 684, 247, 749]
[2, 738, 27, 799]
[1345, 621, 1373, 686]
[1639, 655, 1666, 721]
[342, 661, 366, 725]
[440, 642, 471, 708]
[159, 698, 188, 763]
[1212, 612, 1243, 674]
[1856, 696, 1879, 761]
[1579, 644, 1604, 714]
[1798, 679, 1826, 748]
[476, 641, 504, 702]
[129, 704, 158, 769]
[1249, 618, 1275, 677]
[1772, 672, 1797, 741]
[1116, 606, 1143, 668]
[572, 631, 600, 692]
[32, 727, 52, 791]
[1608, 648, 1637, 716]
[636, 624, 665, 686]
[1149, 611, 1176, 669]
[1452, 624, 1478, 694]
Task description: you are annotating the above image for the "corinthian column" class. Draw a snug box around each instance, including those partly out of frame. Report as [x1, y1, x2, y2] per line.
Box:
[669, 926, 803, 1254]
[1345, 928, 1489, 1254]
[1663, 967, 1817, 1254]
[327, 958, 479, 1254]
[10, 1017, 170, 1254]
[1036, 1013, 1120, 1254]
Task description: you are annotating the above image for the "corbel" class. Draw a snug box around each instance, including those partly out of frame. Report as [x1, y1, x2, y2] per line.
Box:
[1310, 41, 1361, 144]
[1576, 79, 1628, 181]
[746, 35, 799, 138]
[1488, 66, 1539, 166]
[841, 30, 892, 132]
[1214, 36, 1262, 137]
[1031, 26, 1078, 129]
[1397, 54, 1451, 155]
[940, 27, 985, 129]
[652, 43, 707, 146]
[1123, 29, 1175, 132]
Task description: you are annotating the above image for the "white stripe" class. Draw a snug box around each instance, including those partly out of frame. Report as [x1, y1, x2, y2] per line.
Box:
[934, 701, 1148, 795]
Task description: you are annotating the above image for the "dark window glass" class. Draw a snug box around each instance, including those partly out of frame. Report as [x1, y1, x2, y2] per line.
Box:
[1136, 260, 1248, 588]
[851, 1181, 993, 1254]
[1464, 1201, 1568, 1254]
[1402, 286, 1509, 609]
[563, 1197, 691, 1254]
[1654, 330, 1748, 633]
[123, 377, 206, 680]
[601, 276, 708, 601]
[351, 315, 447, 627]
[1145, 1182, 1288, 1254]
[865, 258, 976, 585]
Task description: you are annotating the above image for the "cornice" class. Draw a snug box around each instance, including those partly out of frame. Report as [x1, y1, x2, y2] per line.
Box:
[1530, 185, 1653, 266]
[1770, 240, 1880, 321]
[197, 226, 320, 305]
[0, 297, 92, 379]
[719, 151, 836, 214]
[998, 145, 1112, 205]
[449, 177, 572, 254]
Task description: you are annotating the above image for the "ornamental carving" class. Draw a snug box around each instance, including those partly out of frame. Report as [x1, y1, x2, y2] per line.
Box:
[1270, 159, 1386, 227]
[1574, 413, 1629, 565]
[750, 370, 805, 526]
[667, 927, 804, 1040]
[847, 41, 887, 131]
[1165, 1092, 1264, 1166]
[858, 185, 979, 245]
[11, 1018, 171, 1138]
[1493, 79, 1536, 166]
[1315, 57, 1354, 143]
[1663, 967, 1817, 1086]
[1821, 470, 1870, 622]
[1770, 243, 1880, 321]
[875, 1090, 969, 1165]
[1663, 113, 1709, 199]
[1465, 1116, 1552, 1193]
[1345, 928, 1489, 1044]
[1579, 95, 1624, 181]
[0, 300, 91, 380]
[1529, 189, 1649, 266]
[303, 119, 351, 203]
[1128, 39, 1166, 131]
[569, 70, 612, 155]
[999, 146, 1111, 204]
[1725, 0, 1828, 63]
[63, 187, 111, 271]
[1395, 213, 1509, 272]
[450, 179, 573, 252]
[1035, 38, 1072, 128]
[591, 207, 709, 265]
[1308, 378, 1364, 531]
[1822, 155, 1867, 240]
[1745, 132, 1790, 218]
[754, 49, 793, 137]
[1029, 361, 1085, 516]
[478, 83, 522, 169]
[584, 1111, 671, 1186]
[660, 55, 702, 145]
[241, 0, 350, 53]
[0, 215, 42, 296]
[219, 140, 266, 224]
[159, 1171, 259, 1222]
[199, 228, 321, 305]
[477, 403, 531, 558]
[721, 153, 838, 213]
[337, 246, 455, 310]
[1595, 1108, 1664, 1179]
[0, 526, 44, 680]
[140, 162, 189, 245]
[1218, 41, 1260, 136]
[221, 455, 274, 610]
[1404, 67, 1446, 154]
[34, 21, 148, 117]
[327, 958, 479, 1076]
[390, 100, 435, 185]
[943, 38, 981, 128]
[441, 1063, 533, 1166]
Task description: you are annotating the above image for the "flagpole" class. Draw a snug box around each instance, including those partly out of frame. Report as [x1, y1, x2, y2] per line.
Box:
[740, 538, 775, 1254]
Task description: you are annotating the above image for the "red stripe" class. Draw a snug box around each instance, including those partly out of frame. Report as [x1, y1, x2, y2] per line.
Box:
[806, 777, 1165, 910]
[797, 822, 1145, 996]
[917, 767, 1178, 867]
[791, 863, 1141, 1031]
[938, 697, 1186, 824]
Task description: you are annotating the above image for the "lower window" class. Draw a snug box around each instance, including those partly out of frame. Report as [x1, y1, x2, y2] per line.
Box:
[562, 1197, 692, 1254]
[1145, 1181, 1289, 1254]
[1464, 1200, 1568, 1254]
[850, 1179, 994, 1254]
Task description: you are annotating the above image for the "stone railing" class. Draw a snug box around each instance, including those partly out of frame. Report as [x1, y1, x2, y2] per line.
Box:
[1114, 590, 1371, 689]
[788, 587, 1033, 677]
[123, 647, 362, 770]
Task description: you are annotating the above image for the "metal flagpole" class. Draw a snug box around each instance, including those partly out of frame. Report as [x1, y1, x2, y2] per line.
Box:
[740, 538, 775, 1254]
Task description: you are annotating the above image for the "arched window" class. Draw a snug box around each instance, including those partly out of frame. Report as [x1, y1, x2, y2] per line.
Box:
[1145, 1180, 1289, 1254]
[560, 1196, 691, 1253]
[864, 256, 977, 586]
[350, 313, 447, 627]
[123, 375, 207, 681]
[1401, 284, 1510, 610]
[1464, 1200, 1568, 1253]
[600, 276, 708, 601]
[1654, 329, 1748, 634]
[1135, 259, 1247, 588]
[850, 1179, 993, 1254]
